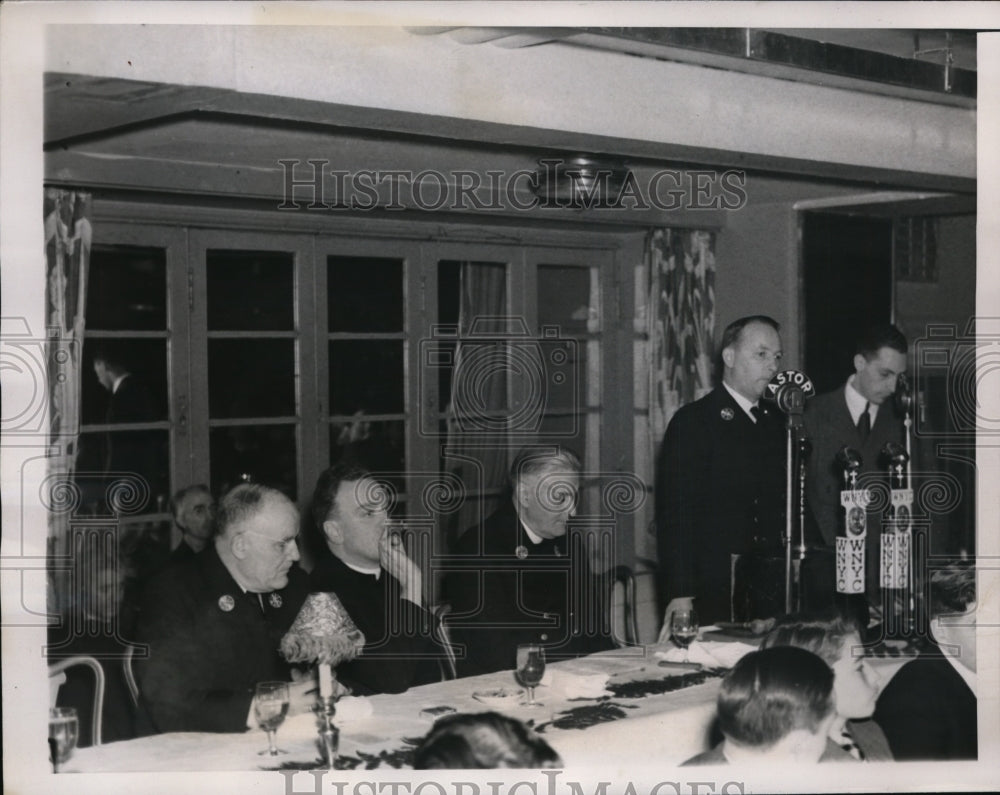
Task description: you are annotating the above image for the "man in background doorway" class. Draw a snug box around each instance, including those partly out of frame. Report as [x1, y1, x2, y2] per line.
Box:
[802, 324, 908, 628]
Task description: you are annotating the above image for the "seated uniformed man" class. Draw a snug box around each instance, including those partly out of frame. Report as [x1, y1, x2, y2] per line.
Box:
[308, 463, 443, 694]
[684, 646, 838, 765]
[445, 446, 614, 677]
[135, 483, 313, 734]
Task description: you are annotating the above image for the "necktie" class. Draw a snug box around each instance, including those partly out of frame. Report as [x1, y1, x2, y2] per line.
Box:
[857, 403, 871, 440]
[750, 405, 762, 424]
[835, 727, 865, 760]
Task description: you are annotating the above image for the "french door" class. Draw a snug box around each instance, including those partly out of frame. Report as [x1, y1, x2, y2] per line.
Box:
[82, 220, 619, 574]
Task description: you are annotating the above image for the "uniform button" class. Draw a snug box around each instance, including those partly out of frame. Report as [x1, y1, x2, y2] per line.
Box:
[540, 633, 549, 641]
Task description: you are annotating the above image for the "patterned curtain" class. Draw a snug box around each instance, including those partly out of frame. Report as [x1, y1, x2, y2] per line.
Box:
[44, 188, 92, 611]
[648, 228, 716, 442]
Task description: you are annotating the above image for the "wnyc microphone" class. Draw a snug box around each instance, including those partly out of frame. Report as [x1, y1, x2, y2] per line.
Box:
[764, 370, 816, 417]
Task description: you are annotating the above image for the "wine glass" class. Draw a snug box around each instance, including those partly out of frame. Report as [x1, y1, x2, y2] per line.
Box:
[49, 707, 78, 773]
[515, 644, 546, 707]
[254, 681, 291, 756]
[670, 609, 699, 660]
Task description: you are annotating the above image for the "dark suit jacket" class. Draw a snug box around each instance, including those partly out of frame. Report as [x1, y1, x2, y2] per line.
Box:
[803, 385, 906, 595]
[874, 649, 977, 760]
[308, 553, 441, 695]
[445, 502, 614, 677]
[167, 539, 198, 567]
[134, 545, 309, 734]
[655, 386, 787, 623]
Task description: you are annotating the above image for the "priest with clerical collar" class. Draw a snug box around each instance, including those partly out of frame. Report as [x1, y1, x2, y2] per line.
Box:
[307, 463, 443, 695]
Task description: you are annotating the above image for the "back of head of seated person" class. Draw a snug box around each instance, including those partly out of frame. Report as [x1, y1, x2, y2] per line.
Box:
[413, 712, 563, 769]
[695, 646, 837, 765]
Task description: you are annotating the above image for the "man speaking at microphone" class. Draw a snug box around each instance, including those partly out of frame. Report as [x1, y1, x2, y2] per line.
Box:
[656, 315, 788, 629]
[802, 324, 909, 626]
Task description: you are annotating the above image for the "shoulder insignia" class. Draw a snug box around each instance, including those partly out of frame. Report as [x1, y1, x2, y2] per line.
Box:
[218, 594, 235, 612]
[268, 593, 283, 609]
[515, 545, 529, 559]
[720, 407, 735, 421]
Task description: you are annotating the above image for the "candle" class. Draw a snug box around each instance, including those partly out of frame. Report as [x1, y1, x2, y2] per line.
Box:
[319, 663, 333, 698]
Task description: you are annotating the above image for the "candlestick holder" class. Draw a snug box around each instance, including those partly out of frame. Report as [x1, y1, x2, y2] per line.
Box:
[315, 695, 339, 770]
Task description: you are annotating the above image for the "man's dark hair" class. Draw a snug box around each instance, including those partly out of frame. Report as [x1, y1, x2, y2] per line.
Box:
[930, 560, 976, 617]
[718, 315, 780, 355]
[856, 323, 908, 360]
[309, 462, 374, 530]
[413, 711, 563, 769]
[216, 483, 287, 537]
[508, 445, 581, 489]
[761, 612, 861, 666]
[717, 646, 835, 749]
[169, 483, 212, 519]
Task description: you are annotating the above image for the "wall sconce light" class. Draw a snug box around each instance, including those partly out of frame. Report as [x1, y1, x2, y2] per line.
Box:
[530, 155, 631, 208]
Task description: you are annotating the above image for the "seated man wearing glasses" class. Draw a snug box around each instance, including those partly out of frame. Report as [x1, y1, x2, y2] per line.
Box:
[135, 484, 313, 734]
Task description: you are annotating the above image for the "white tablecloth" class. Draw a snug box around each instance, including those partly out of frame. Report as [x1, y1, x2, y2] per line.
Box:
[68, 647, 724, 772]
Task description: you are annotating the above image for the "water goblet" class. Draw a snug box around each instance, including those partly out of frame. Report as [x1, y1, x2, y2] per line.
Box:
[515, 644, 546, 707]
[49, 707, 78, 773]
[671, 609, 699, 661]
[255, 681, 290, 756]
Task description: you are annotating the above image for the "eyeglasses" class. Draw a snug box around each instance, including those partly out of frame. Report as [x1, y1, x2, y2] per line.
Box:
[239, 529, 299, 553]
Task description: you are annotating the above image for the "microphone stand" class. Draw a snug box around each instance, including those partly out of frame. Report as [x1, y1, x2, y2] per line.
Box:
[782, 404, 806, 614]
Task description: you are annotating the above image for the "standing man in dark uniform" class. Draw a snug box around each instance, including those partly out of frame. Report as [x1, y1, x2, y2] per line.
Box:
[135, 483, 313, 734]
[655, 315, 787, 629]
[446, 446, 613, 677]
[802, 324, 908, 624]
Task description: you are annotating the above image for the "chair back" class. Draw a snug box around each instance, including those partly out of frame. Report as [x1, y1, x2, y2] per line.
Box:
[122, 644, 140, 708]
[611, 565, 640, 647]
[431, 603, 458, 680]
[48, 656, 105, 746]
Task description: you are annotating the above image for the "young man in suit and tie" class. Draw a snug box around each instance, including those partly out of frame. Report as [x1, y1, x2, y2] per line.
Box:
[802, 324, 908, 626]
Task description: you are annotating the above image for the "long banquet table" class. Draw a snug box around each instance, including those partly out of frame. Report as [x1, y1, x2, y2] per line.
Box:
[66, 634, 913, 773]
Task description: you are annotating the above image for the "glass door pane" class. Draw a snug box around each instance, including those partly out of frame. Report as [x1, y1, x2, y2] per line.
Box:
[204, 248, 299, 499]
[325, 254, 406, 488]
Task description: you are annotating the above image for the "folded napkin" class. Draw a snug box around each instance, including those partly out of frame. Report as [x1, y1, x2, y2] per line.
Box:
[283, 695, 374, 735]
[655, 640, 757, 669]
[539, 669, 611, 699]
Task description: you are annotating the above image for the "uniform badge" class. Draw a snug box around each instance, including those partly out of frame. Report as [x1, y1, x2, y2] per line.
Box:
[720, 407, 734, 421]
[515, 545, 529, 559]
[218, 594, 235, 612]
[268, 593, 283, 609]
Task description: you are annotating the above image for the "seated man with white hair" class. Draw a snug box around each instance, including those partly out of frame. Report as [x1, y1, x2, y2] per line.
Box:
[446, 446, 614, 677]
[135, 483, 313, 734]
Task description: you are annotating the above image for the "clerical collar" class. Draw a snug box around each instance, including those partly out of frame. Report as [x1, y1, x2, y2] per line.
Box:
[722, 381, 759, 422]
[521, 522, 544, 545]
[845, 377, 878, 426]
[341, 557, 381, 579]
